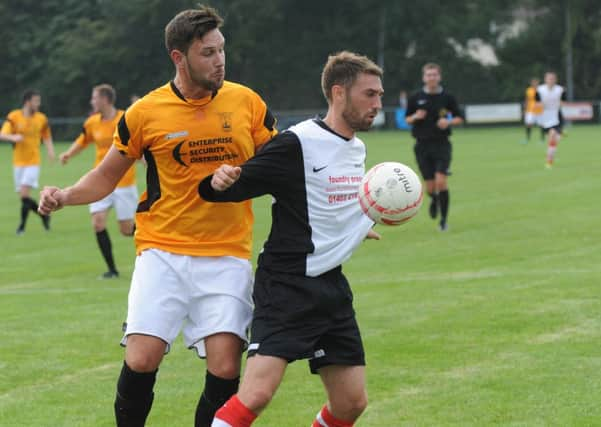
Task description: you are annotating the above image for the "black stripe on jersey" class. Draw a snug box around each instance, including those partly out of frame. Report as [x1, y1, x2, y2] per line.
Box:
[170, 80, 186, 101]
[313, 118, 350, 141]
[137, 148, 161, 213]
[117, 114, 130, 146]
[264, 109, 276, 131]
[82, 126, 86, 137]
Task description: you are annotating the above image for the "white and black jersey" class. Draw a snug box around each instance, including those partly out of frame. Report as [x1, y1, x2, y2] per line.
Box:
[199, 118, 374, 277]
[536, 84, 566, 129]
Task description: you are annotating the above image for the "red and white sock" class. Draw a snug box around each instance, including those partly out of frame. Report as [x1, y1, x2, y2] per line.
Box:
[311, 405, 354, 427]
[212, 395, 257, 427]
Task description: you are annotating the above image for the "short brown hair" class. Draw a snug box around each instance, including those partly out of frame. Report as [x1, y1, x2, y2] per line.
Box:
[165, 5, 224, 54]
[22, 89, 40, 105]
[321, 51, 383, 102]
[422, 62, 441, 73]
[93, 84, 116, 104]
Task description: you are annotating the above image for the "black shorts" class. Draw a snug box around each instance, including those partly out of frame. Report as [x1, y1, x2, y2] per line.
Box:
[542, 124, 562, 134]
[248, 267, 365, 374]
[414, 139, 452, 180]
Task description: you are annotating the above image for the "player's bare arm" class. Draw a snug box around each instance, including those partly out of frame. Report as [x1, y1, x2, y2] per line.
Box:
[0, 133, 23, 143]
[59, 141, 85, 164]
[211, 164, 241, 191]
[38, 146, 134, 215]
[43, 137, 56, 161]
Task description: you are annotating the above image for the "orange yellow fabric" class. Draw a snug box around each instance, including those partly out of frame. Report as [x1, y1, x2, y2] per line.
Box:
[113, 81, 277, 258]
[525, 87, 543, 114]
[75, 110, 135, 188]
[1, 109, 52, 166]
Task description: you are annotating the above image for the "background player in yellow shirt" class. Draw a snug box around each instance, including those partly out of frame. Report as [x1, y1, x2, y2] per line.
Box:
[59, 84, 138, 279]
[0, 89, 55, 234]
[522, 77, 543, 144]
[38, 5, 277, 426]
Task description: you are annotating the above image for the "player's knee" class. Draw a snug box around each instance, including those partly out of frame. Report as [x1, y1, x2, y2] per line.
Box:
[337, 391, 368, 420]
[208, 358, 241, 379]
[125, 352, 162, 373]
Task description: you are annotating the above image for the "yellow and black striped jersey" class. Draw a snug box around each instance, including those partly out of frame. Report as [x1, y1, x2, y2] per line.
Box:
[1, 109, 52, 166]
[75, 110, 136, 188]
[113, 80, 277, 258]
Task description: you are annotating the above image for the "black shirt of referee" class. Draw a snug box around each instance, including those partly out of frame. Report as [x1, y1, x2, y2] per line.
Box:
[405, 87, 462, 142]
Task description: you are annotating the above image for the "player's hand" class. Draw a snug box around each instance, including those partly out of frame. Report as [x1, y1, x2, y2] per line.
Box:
[437, 117, 450, 129]
[365, 229, 381, 240]
[59, 152, 70, 165]
[414, 109, 427, 120]
[211, 164, 241, 191]
[38, 186, 66, 215]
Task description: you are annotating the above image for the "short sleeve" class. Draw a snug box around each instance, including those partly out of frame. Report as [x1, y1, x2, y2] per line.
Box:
[75, 119, 92, 147]
[405, 94, 417, 116]
[0, 116, 13, 134]
[250, 93, 278, 149]
[113, 106, 144, 159]
[41, 115, 52, 140]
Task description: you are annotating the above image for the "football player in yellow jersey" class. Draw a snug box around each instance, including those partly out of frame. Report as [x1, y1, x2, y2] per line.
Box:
[59, 84, 138, 279]
[522, 77, 544, 144]
[38, 5, 277, 427]
[0, 89, 55, 234]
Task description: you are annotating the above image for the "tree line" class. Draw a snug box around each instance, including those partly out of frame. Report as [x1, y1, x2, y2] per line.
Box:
[1, 0, 599, 128]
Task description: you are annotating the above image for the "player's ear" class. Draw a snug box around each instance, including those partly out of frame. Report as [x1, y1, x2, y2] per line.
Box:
[331, 85, 345, 103]
[170, 49, 186, 68]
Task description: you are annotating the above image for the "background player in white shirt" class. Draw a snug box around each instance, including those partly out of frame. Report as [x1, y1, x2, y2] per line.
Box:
[536, 72, 566, 168]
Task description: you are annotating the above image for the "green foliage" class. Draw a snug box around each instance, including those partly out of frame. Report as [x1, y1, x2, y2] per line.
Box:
[1, 1, 600, 120]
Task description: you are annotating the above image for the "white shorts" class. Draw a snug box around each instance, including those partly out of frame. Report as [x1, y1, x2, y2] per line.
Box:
[121, 249, 253, 358]
[89, 185, 138, 220]
[13, 165, 40, 191]
[524, 112, 540, 126]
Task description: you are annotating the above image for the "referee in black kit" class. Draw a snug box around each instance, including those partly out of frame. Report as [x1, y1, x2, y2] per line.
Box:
[406, 62, 463, 231]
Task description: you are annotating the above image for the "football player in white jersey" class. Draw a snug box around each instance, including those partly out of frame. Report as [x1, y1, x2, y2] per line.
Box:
[536, 71, 566, 168]
[202, 51, 383, 427]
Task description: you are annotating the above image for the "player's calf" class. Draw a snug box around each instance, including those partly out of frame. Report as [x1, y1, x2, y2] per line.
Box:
[195, 370, 240, 427]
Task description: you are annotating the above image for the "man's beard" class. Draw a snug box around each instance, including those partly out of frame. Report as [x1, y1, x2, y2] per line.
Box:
[342, 100, 375, 132]
[187, 63, 224, 93]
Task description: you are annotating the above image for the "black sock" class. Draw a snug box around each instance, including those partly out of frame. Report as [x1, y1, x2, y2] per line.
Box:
[526, 126, 531, 140]
[195, 371, 240, 427]
[19, 198, 30, 228]
[24, 197, 39, 214]
[428, 192, 438, 218]
[439, 189, 450, 224]
[96, 229, 117, 273]
[114, 362, 157, 427]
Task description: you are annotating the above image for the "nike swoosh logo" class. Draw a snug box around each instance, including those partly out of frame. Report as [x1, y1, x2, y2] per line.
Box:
[312, 165, 328, 173]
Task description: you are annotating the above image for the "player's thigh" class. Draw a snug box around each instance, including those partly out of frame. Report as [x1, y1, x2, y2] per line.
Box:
[122, 249, 190, 351]
[319, 365, 367, 414]
[183, 256, 253, 358]
[237, 354, 288, 412]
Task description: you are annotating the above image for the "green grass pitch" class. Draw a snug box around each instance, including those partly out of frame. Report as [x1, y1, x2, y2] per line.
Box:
[1, 126, 600, 426]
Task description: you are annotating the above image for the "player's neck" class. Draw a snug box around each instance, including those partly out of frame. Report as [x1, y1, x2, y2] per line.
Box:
[22, 106, 34, 117]
[173, 74, 213, 100]
[100, 106, 117, 120]
[322, 112, 355, 140]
